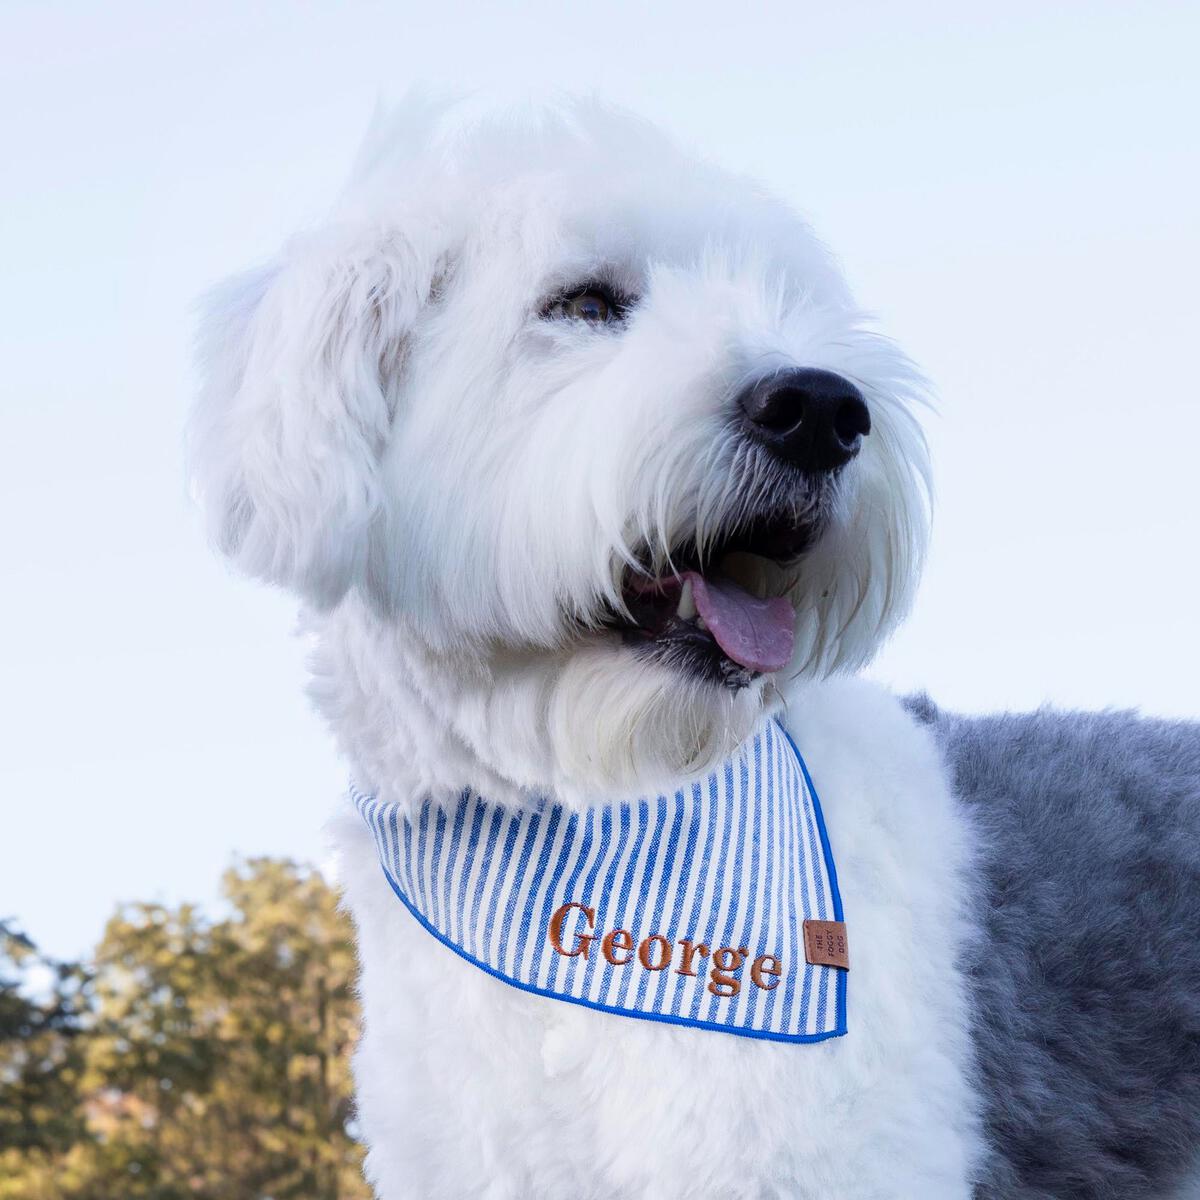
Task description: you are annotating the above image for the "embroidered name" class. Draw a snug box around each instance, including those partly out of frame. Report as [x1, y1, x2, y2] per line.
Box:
[549, 901, 783, 998]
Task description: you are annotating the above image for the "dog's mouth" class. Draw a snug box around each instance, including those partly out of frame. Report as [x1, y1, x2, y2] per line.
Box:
[608, 514, 819, 689]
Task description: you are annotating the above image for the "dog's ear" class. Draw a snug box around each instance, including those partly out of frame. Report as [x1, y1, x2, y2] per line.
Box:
[189, 228, 431, 606]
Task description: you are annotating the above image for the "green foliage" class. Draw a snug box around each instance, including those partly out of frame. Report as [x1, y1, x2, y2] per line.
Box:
[0, 862, 370, 1200]
[0, 921, 89, 1164]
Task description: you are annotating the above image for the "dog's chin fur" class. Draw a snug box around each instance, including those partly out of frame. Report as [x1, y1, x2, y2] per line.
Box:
[309, 592, 777, 811]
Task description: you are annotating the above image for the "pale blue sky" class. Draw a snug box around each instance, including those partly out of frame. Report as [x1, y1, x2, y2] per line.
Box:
[3, 0, 1197, 961]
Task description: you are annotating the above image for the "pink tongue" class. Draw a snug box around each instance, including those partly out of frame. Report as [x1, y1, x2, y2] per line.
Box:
[685, 572, 795, 674]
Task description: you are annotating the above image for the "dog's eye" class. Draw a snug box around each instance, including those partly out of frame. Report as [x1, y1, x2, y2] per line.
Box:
[564, 290, 611, 322]
[543, 285, 628, 325]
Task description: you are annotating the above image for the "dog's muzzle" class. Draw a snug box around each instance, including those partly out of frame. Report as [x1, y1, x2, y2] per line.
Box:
[737, 367, 870, 473]
[603, 368, 868, 688]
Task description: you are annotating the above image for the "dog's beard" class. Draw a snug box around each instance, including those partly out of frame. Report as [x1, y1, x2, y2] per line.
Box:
[312, 592, 777, 809]
[542, 641, 776, 804]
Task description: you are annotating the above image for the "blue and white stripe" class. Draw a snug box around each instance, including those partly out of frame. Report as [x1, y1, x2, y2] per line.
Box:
[353, 718, 847, 1043]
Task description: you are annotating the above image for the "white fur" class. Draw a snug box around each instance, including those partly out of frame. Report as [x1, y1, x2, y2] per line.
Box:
[191, 95, 981, 1197]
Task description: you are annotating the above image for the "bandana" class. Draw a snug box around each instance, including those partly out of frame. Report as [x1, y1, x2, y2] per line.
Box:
[352, 718, 847, 1043]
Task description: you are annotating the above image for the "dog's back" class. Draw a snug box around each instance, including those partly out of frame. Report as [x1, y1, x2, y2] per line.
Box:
[911, 698, 1200, 1198]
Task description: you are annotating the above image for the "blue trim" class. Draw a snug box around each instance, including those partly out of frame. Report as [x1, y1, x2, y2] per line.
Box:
[372, 857, 846, 1045]
[776, 720, 848, 1039]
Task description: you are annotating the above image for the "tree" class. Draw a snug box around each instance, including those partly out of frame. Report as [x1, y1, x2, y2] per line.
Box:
[0, 921, 89, 1199]
[0, 861, 370, 1200]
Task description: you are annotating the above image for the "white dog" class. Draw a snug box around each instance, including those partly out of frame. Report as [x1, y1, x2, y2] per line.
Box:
[191, 97, 1200, 1199]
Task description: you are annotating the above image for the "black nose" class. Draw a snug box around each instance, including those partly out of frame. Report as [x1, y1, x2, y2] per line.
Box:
[738, 367, 870, 472]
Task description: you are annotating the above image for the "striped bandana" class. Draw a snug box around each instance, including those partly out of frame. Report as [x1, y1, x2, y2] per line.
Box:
[352, 718, 847, 1043]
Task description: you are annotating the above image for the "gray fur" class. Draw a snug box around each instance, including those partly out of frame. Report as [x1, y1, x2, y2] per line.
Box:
[907, 697, 1200, 1198]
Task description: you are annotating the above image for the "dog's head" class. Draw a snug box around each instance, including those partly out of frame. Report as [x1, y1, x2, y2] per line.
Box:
[191, 96, 930, 799]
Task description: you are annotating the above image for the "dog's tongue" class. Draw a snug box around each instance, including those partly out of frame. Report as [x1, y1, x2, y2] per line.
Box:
[685, 572, 795, 674]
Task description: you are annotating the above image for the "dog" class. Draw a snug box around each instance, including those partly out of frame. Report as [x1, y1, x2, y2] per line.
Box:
[189, 96, 1200, 1199]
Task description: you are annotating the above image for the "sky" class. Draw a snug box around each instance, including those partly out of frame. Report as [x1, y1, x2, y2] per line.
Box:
[2, 0, 1198, 962]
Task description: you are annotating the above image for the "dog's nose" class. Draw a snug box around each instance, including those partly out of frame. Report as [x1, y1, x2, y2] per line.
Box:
[738, 367, 870, 472]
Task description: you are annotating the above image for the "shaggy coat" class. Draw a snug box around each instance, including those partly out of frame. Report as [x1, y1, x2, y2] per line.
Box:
[191, 96, 1200, 1198]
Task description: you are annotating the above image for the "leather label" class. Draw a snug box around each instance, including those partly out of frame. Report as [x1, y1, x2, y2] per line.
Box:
[803, 919, 849, 970]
